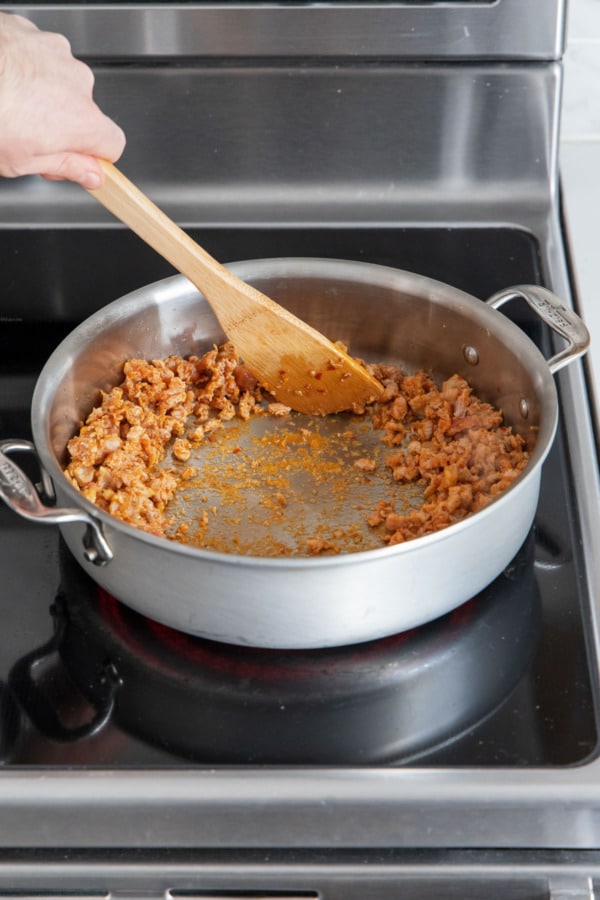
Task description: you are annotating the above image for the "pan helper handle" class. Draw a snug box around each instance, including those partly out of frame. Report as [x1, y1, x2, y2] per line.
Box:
[487, 285, 590, 374]
[0, 440, 113, 566]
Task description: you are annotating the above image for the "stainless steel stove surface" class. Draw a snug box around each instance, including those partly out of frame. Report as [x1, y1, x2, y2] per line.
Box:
[3, 0, 600, 895]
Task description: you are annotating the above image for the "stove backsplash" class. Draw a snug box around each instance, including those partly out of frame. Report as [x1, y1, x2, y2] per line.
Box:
[0, 2, 564, 321]
[0, 0, 567, 60]
[0, 62, 560, 262]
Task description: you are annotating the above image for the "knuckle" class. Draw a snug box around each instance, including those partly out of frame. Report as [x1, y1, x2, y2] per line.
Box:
[47, 30, 72, 54]
[75, 58, 95, 89]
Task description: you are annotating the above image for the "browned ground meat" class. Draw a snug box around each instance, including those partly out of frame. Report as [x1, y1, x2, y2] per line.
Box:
[64, 343, 529, 550]
[64, 344, 262, 536]
[367, 366, 528, 544]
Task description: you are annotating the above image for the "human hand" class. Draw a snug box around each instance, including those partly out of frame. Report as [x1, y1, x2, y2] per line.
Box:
[0, 13, 125, 188]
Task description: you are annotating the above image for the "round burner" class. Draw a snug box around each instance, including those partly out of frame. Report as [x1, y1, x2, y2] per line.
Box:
[48, 534, 541, 764]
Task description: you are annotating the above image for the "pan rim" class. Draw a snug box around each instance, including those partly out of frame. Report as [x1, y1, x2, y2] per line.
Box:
[32, 258, 559, 568]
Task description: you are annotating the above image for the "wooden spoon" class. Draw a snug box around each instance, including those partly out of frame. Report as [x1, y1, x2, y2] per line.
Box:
[87, 161, 384, 415]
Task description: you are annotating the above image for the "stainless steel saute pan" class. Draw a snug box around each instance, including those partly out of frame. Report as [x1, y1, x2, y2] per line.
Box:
[0, 259, 589, 648]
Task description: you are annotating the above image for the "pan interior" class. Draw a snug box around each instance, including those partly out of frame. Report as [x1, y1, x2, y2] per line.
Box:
[37, 259, 553, 553]
[163, 406, 423, 558]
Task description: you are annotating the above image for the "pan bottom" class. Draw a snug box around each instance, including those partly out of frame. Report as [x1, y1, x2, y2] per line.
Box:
[164, 408, 423, 558]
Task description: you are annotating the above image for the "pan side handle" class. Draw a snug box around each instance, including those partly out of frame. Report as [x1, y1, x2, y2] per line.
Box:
[487, 284, 590, 374]
[0, 439, 113, 566]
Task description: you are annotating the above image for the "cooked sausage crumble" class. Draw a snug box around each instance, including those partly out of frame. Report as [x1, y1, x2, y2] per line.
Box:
[64, 342, 529, 553]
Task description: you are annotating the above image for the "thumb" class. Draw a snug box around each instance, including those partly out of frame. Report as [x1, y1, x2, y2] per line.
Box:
[39, 153, 105, 189]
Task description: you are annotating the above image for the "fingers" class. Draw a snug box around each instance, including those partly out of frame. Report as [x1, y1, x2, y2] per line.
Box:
[0, 107, 126, 185]
[0, 12, 38, 34]
[40, 112, 126, 186]
[41, 110, 127, 186]
[0, 13, 127, 185]
[39, 156, 105, 189]
[79, 111, 127, 167]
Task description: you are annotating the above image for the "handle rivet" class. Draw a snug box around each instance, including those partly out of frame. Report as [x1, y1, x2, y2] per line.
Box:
[463, 345, 479, 365]
[519, 398, 529, 419]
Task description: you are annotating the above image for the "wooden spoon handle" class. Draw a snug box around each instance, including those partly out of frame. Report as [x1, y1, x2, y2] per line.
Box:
[87, 160, 384, 415]
[88, 160, 243, 313]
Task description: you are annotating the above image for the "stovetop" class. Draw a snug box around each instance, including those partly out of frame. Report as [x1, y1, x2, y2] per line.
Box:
[0, 225, 597, 770]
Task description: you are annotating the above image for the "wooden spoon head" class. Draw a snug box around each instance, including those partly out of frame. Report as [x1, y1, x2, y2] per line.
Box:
[219, 285, 385, 415]
[251, 344, 384, 416]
